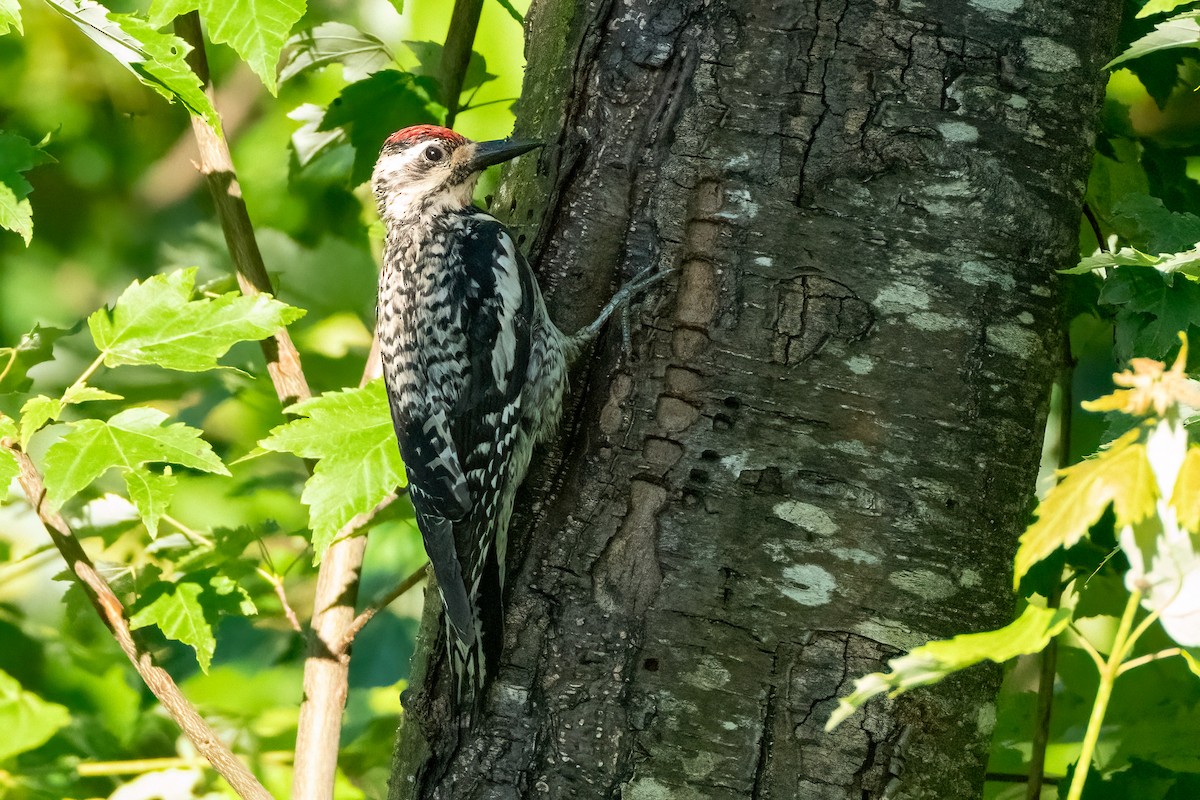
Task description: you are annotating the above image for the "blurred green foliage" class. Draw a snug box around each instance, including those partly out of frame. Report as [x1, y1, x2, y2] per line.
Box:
[0, 0, 527, 797]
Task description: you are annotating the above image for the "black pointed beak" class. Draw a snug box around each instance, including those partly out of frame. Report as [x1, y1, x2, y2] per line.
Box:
[464, 139, 542, 172]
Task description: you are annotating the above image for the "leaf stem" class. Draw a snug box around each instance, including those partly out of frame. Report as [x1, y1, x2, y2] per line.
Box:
[67, 353, 106, 395]
[1067, 623, 1106, 672]
[0, 349, 16, 387]
[1065, 589, 1144, 800]
[1118, 646, 1181, 675]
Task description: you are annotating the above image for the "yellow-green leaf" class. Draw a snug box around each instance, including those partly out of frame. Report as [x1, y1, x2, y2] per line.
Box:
[827, 604, 1073, 730]
[88, 268, 304, 372]
[258, 380, 406, 559]
[1014, 432, 1158, 587]
[0, 669, 71, 761]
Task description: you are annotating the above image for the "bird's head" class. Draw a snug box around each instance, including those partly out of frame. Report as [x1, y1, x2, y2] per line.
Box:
[372, 125, 540, 222]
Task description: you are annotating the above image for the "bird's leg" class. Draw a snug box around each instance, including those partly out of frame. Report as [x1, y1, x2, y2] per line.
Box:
[570, 265, 672, 354]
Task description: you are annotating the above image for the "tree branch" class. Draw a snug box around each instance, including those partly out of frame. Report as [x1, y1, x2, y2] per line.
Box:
[439, 0, 484, 127]
[337, 563, 428, 655]
[0, 436, 272, 800]
[171, 15, 395, 800]
[174, 11, 312, 408]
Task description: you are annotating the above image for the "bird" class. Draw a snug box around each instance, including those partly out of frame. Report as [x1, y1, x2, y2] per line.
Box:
[372, 125, 666, 701]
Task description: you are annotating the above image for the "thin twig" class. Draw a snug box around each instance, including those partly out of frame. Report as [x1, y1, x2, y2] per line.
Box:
[439, 0, 484, 127]
[1068, 624, 1107, 672]
[0, 435, 272, 800]
[1082, 202, 1108, 254]
[337, 563, 428, 654]
[257, 567, 303, 633]
[1118, 646, 1182, 675]
[174, 11, 312, 408]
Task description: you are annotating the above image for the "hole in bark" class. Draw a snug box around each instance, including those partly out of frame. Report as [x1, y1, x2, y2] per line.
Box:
[723, 396, 741, 409]
[510, 196, 518, 212]
[945, 497, 958, 509]
[643, 658, 659, 672]
[517, 234, 527, 247]
[700, 449, 719, 461]
[713, 413, 733, 431]
[484, 194, 494, 208]
[690, 468, 709, 483]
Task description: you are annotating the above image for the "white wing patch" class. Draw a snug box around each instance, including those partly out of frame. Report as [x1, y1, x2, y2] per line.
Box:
[491, 232, 523, 392]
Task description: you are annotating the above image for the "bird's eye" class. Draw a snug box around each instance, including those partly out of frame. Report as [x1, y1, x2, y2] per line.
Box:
[424, 145, 445, 163]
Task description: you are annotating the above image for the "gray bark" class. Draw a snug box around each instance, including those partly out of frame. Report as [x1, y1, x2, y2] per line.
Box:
[388, 0, 1120, 797]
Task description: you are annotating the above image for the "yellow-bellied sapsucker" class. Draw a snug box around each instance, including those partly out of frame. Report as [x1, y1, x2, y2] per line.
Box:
[372, 126, 665, 698]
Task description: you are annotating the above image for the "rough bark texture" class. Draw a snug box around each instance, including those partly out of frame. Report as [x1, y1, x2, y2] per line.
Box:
[388, 0, 1120, 797]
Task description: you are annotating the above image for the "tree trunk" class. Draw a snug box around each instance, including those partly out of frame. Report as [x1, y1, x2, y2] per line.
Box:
[388, 0, 1120, 797]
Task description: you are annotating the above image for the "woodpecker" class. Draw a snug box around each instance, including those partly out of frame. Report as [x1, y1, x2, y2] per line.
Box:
[373, 125, 664, 699]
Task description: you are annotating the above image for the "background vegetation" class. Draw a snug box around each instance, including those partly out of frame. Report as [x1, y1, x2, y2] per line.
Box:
[5, 0, 1200, 798]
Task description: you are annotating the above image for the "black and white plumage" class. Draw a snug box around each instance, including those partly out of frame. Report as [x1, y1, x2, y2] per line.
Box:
[372, 125, 664, 699]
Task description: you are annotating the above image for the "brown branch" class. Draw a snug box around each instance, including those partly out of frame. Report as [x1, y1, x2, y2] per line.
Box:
[0, 437, 272, 800]
[170, 16, 403, 799]
[174, 11, 312, 408]
[336, 563, 428, 654]
[440, 0, 484, 127]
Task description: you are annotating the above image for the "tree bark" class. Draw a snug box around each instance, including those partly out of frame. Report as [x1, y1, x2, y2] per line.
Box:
[388, 0, 1120, 797]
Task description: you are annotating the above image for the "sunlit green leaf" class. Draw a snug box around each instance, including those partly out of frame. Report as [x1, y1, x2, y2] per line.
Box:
[129, 568, 256, 672]
[827, 604, 1073, 730]
[1014, 432, 1158, 587]
[1108, 12, 1200, 69]
[146, 0, 196, 28]
[123, 466, 176, 538]
[259, 380, 406, 559]
[0, 184, 31, 245]
[0, 669, 71, 762]
[201, 0, 306, 95]
[0, 417, 17, 501]
[0, 0, 21, 35]
[18, 385, 122, 447]
[42, 407, 229, 509]
[19, 397, 62, 448]
[1138, 0, 1200, 18]
[44, 0, 218, 127]
[88, 268, 304, 372]
[279, 22, 393, 83]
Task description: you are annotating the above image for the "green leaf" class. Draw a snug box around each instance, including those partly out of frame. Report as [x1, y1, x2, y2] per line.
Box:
[124, 466, 176, 538]
[129, 580, 213, 670]
[146, 0, 196, 28]
[44, 0, 219, 127]
[0, 669, 71, 761]
[1138, 0, 1200, 17]
[88, 268, 304, 372]
[19, 396, 62, 448]
[130, 569, 256, 670]
[0, 0, 21, 35]
[18, 384, 121, 446]
[42, 406, 229, 509]
[1173, 447, 1200, 531]
[318, 70, 443, 186]
[1099, 269, 1200, 358]
[0, 323, 73, 394]
[403, 41, 498, 92]
[0, 129, 52, 242]
[0, 184, 31, 245]
[279, 22, 394, 84]
[0, 417, 17, 502]
[259, 380, 406, 559]
[200, 0, 306, 95]
[1111, 195, 1200, 253]
[827, 604, 1073, 730]
[1108, 12, 1200, 69]
[1013, 432, 1158, 587]
[1061, 247, 1163, 274]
